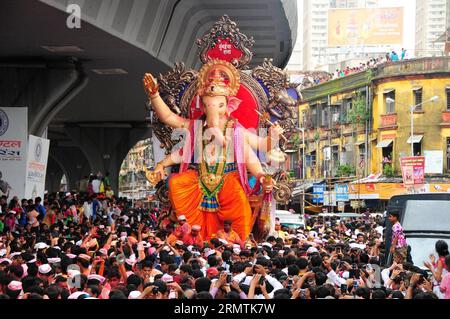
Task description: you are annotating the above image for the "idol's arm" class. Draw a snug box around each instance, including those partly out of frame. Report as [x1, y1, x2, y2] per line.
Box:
[143, 73, 189, 129]
[144, 152, 178, 185]
[244, 143, 274, 193]
[244, 125, 284, 153]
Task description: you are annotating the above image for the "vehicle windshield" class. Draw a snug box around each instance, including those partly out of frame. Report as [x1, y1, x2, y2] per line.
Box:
[281, 223, 303, 229]
[403, 200, 450, 232]
[406, 236, 450, 267]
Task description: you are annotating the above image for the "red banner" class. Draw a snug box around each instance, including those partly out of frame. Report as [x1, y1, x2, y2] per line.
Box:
[400, 156, 425, 186]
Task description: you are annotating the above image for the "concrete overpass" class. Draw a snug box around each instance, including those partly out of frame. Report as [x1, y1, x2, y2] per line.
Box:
[0, 0, 297, 193]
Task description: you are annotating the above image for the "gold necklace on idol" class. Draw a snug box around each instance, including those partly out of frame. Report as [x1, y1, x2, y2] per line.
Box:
[198, 120, 233, 211]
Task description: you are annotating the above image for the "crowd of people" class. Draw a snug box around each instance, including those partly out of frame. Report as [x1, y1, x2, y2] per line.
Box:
[304, 49, 409, 87]
[0, 189, 449, 300]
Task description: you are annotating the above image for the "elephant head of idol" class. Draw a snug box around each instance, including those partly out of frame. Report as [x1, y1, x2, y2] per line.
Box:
[197, 59, 241, 128]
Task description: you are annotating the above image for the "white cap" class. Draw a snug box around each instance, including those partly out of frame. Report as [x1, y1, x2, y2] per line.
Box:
[0, 258, 12, 265]
[306, 247, 319, 254]
[218, 239, 228, 245]
[233, 248, 241, 254]
[68, 269, 81, 278]
[48, 257, 61, 264]
[178, 215, 187, 221]
[204, 249, 216, 258]
[9, 252, 22, 258]
[161, 274, 174, 283]
[88, 274, 106, 284]
[261, 242, 272, 248]
[0, 249, 6, 257]
[38, 264, 52, 275]
[68, 292, 89, 300]
[129, 291, 141, 299]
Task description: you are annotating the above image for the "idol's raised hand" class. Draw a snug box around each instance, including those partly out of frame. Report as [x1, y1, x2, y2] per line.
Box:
[143, 73, 159, 97]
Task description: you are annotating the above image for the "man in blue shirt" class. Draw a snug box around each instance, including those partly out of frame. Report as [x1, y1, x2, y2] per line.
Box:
[92, 194, 100, 221]
[391, 51, 399, 61]
[35, 197, 46, 222]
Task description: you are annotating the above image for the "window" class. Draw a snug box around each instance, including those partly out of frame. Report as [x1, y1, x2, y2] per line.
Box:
[341, 99, 352, 123]
[332, 146, 339, 172]
[413, 88, 423, 110]
[358, 143, 366, 168]
[321, 107, 329, 127]
[446, 88, 450, 110]
[384, 90, 395, 114]
[447, 138, 450, 172]
[413, 141, 422, 156]
[311, 105, 317, 127]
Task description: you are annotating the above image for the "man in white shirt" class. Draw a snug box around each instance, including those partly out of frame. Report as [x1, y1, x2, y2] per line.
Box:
[232, 263, 283, 299]
[92, 176, 101, 194]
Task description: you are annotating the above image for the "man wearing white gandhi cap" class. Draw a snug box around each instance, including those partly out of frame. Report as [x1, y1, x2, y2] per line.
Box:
[174, 214, 191, 242]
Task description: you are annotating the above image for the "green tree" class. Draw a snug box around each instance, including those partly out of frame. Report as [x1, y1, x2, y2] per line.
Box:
[335, 164, 356, 177]
[347, 93, 370, 127]
[383, 164, 395, 177]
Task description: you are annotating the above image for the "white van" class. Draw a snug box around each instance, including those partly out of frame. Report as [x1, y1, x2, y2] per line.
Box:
[275, 210, 305, 229]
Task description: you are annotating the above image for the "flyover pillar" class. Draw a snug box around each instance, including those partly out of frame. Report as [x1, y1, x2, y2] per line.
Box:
[64, 125, 152, 194]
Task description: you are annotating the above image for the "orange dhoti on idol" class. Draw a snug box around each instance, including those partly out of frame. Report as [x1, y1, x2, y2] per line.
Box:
[169, 169, 252, 241]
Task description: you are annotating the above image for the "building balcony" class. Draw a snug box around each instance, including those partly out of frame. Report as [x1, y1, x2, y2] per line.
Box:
[379, 113, 397, 129]
[441, 111, 450, 127]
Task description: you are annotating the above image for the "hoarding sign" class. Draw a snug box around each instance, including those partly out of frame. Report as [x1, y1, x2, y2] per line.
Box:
[0, 107, 28, 199]
[328, 7, 403, 46]
[24, 135, 50, 200]
[400, 156, 425, 186]
[424, 151, 443, 174]
[312, 183, 325, 204]
[336, 184, 349, 201]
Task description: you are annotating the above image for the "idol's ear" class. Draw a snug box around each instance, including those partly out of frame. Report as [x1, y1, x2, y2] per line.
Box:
[226, 97, 242, 116]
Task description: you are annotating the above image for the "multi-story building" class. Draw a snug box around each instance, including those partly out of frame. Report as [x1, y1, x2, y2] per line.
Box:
[302, 0, 330, 70]
[119, 139, 155, 200]
[299, 57, 450, 188]
[415, 0, 448, 57]
[302, 0, 403, 71]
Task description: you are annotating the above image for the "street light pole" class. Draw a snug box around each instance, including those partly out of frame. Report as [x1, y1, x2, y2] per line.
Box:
[386, 96, 439, 158]
[298, 126, 306, 216]
[409, 96, 439, 157]
[410, 105, 414, 157]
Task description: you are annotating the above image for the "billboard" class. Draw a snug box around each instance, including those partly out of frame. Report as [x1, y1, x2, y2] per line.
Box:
[328, 7, 403, 46]
[312, 183, 325, 204]
[24, 135, 50, 200]
[0, 107, 28, 199]
[400, 156, 425, 186]
[335, 184, 349, 201]
[424, 150, 443, 174]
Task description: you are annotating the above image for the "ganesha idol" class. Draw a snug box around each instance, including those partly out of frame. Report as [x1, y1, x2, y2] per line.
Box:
[141, 15, 299, 241]
[143, 59, 282, 241]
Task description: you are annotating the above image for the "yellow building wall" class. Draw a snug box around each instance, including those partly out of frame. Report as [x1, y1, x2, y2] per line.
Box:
[299, 76, 450, 179]
[373, 77, 450, 174]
